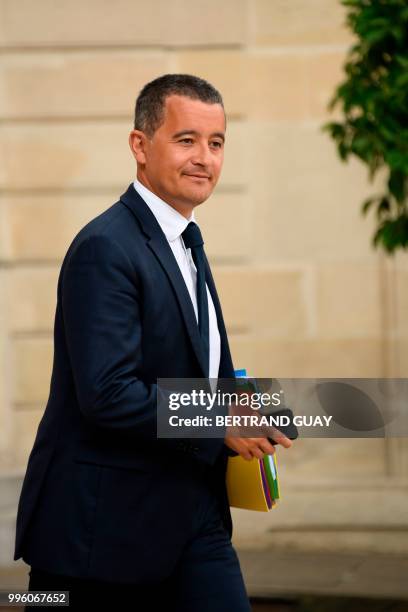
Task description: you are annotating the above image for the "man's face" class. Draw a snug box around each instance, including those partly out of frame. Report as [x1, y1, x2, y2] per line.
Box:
[130, 94, 226, 216]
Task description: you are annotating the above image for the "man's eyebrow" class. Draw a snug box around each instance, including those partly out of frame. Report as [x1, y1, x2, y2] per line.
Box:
[172, 129, 225, 142]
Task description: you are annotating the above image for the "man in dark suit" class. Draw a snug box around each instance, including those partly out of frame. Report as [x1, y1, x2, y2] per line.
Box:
[14, 74, 291, 611]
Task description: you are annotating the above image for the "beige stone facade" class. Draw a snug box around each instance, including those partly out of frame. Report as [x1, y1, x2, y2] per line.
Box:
[1, 0, 407, 598]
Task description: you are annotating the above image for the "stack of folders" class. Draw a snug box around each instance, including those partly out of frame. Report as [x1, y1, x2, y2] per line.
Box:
[226, 369, 280, 512]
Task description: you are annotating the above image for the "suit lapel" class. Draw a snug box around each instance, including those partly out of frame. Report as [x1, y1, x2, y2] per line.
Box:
[147, 235, 209, 376]
[120, 184, 208, 376]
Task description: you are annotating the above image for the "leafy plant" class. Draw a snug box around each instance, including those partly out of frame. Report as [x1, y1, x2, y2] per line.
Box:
[323, 0, 408, 254]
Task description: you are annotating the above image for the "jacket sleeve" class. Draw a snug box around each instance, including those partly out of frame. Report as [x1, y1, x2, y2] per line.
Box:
[62, 233, 225, 465]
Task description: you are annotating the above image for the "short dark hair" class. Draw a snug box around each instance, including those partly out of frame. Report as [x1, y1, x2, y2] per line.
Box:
[133, 73, 225, 137]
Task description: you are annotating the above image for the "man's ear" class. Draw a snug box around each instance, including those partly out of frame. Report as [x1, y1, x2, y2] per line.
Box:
[129, 130, 148, 165]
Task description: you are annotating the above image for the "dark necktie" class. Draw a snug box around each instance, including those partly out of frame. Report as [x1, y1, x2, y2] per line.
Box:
[181, 222, 210, 377]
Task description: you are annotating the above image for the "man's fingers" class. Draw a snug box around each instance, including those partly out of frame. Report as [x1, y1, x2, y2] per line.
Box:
[258, 438, 276, 455]
[246, 438, 276, 459]
[241, 448, 254, 461]
[225, 436, 256, 461]
[275, 434, 292, 448]
[265, 427, 293, 448]
[231, 439, 253, 460]
[248, 444, 264, 460]
[225, 433, 291, 462]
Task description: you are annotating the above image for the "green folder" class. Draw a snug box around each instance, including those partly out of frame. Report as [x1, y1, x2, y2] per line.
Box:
[263, 453, 280, 500]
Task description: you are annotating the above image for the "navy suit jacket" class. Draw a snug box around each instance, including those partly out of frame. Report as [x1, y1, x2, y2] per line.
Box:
[14, 183, 236, 584]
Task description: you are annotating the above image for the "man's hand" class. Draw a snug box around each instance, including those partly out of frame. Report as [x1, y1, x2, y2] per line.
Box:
[224, 398, 293, 460]
[224, 433, 292, 461]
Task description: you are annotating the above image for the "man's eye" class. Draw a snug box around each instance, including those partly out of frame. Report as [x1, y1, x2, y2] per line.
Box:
[211, 141, 223, 149]
[180, 138, 193, 144]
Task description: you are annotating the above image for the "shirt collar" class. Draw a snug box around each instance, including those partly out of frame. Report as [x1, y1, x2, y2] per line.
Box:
[133, 178, 195, 242]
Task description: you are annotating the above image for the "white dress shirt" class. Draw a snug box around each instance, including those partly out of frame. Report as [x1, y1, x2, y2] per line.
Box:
[133, 179, 221, 380]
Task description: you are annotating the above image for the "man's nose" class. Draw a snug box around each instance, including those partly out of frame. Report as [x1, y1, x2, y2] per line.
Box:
[191, 143, 212, 166]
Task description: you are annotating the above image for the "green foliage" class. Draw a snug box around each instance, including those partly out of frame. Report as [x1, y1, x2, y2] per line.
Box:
[323, 0, 408, 253]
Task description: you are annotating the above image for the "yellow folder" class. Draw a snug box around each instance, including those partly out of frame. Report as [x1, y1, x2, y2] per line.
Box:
[226, 455, 273, 512]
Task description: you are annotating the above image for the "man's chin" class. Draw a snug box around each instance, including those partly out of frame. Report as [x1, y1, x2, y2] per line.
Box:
[183, 187, 214, 206]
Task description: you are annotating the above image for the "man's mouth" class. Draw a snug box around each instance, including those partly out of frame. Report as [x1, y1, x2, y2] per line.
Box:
[183, 173, 211, 180]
